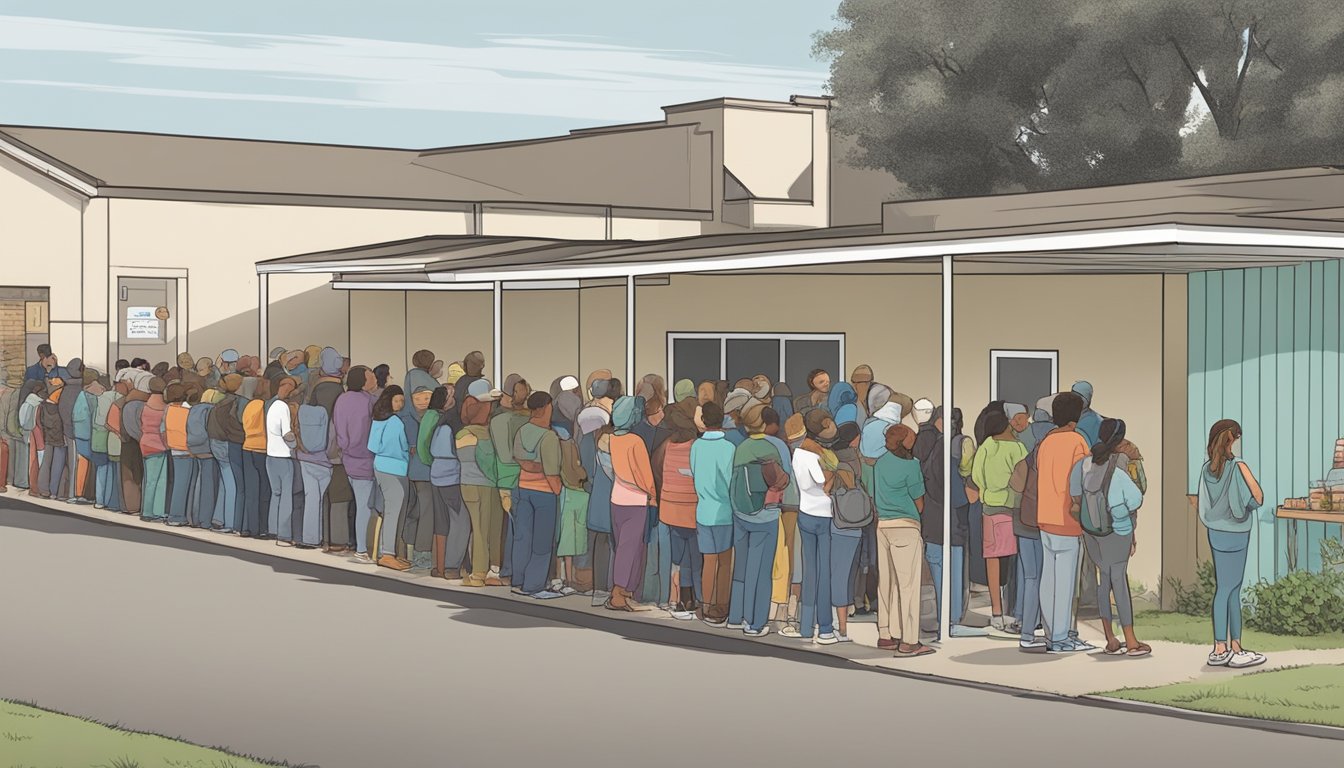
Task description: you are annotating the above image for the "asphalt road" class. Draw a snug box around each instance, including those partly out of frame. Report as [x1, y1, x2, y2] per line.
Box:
[2, 497, 1340, 768]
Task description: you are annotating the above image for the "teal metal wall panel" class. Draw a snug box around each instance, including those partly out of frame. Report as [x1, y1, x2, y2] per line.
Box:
[1190, 262, 1343, 581]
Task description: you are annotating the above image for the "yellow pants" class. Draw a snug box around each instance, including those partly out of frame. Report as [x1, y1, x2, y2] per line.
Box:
[772, 510, 798, 604]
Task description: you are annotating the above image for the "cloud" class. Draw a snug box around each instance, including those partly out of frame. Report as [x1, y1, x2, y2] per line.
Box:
[0, 16, 827, 122]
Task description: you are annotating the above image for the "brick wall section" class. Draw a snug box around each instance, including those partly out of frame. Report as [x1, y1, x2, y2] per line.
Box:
[0, 302, 26, 387]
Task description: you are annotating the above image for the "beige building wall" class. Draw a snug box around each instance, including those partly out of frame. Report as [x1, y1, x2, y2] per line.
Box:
[349, 290, 406, 382]
[0, 155, 86, 365]
[482, 209, 606, 239]
[610, 216, 703, 240]
[500, 290, 579, 390]
[953, 273, 1168, 591]
[578, 285, 627, 383]
[402, 291, 493, 384]
[106, 198, 472, 368]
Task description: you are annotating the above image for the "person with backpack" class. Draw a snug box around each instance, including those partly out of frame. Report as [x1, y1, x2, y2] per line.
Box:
[296, 372, 340, 550]
[782, 408, 844, 644]
[971, 408, 1028, 639]
[458, 379, 505, 585]
[1069, 418, 1149, 657]
[873, 424, 934, 658]
[1008, 422, 1047, 649]
[726, 404, 789, 636]
[1198, 419, 1266, 669]
[182, 384, 218, 528]
[93, 373, 122, 511]
[308, 348, 351, 552]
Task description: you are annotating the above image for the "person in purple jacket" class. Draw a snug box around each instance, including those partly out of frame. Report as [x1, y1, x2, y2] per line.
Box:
[334, 365, 379, 562]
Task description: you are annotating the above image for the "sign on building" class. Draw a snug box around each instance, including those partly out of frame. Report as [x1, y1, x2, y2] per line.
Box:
[126, 306, 161, 340]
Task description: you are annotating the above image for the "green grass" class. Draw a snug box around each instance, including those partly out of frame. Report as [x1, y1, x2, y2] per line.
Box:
[0, 698, 297, 768]
[1134, 610, 1344, 652]
[1102, 665, 1344, 729]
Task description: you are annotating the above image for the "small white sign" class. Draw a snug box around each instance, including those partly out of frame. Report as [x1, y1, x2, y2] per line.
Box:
[126, 319, 160, 339]
[126, 306, 156, 320]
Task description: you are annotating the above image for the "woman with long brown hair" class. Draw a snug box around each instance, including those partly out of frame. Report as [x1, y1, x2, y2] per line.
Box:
[1197, 419, 1265, 669]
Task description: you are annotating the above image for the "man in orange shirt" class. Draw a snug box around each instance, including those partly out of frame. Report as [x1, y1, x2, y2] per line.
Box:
[1034, 391, 1095, 654]
[512, 391, 564, 599]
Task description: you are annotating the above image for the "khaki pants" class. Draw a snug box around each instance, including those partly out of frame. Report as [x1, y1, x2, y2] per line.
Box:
[463, 484, 504, 577]
[877, 521, 924, 643]
[771, 510, 798, 604]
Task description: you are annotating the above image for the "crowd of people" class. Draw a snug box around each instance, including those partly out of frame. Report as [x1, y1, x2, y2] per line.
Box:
[4, 341, 1260, 663]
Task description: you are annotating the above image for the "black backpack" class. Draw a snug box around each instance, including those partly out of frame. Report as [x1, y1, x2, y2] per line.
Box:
[832, 482, 874, 530]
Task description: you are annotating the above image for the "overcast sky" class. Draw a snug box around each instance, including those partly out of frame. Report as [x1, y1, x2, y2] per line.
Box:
[0, 1, 837, 148]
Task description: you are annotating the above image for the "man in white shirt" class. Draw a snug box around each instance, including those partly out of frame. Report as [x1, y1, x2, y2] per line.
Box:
[266, 376, 301, 546]
[783, 409, 841, 644]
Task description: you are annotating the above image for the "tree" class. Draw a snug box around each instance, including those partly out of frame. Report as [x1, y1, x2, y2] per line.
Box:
[815, 0, 1344, 197]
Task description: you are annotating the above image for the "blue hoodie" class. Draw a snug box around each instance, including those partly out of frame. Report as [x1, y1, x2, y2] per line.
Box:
[828, 381, 859, 426]
[690, 431, 735, 527]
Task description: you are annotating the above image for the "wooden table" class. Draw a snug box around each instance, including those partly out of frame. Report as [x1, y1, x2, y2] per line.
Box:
[1275, 507, 1344, 571]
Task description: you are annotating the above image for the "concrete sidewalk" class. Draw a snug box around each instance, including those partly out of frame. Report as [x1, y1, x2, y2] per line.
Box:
[13, 493, 1344, 707]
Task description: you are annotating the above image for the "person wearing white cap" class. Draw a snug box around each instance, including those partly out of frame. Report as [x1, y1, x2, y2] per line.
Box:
[912, 398, 935, 426]
[721, 388, 753, 446]
[1004, 402, 1033, 450]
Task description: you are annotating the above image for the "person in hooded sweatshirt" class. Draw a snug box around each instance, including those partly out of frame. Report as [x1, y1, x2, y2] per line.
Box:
[401, 384, 436, 568]
[1072, 380, 1103, 448]
[69, 367, 101, 504]
[454, 351, 486, 422]
[553, 389, 590, 593]
[828, 381, 860, 428]
[55, 358, 89, 502]
[457, 378, 505, 585]
[369, 386, 412, 570]
[579, 402, 616, 604]
[111, 370, 149, 515]
[654, 398, 701, 619]
[424, 385, 469, 580]
[92, 372, 122, 511]
[727, 404, 789, 637]
[138, 377, 170, 521]
[333, 366, 378, 560]
[511, 391, 565, 599]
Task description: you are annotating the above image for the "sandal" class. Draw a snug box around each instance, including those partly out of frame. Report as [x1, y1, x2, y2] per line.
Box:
[604, 598, 635, 613]
[1105, 639, 1126, 655]
[1126, 643, 1152, 657]
[895, 643, 936, 658]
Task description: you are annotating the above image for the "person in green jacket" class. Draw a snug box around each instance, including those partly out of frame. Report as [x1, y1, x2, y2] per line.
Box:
[970, 409, 1028, 637]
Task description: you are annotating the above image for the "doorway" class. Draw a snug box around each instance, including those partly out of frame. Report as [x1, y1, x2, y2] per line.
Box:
[0, 287, 50, 387]
[117, 277, 179, 366]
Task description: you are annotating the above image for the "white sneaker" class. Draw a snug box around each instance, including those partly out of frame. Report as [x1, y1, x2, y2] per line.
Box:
[353, 552, 373, 563]
[670, 609, 696, 621]
[743, 626, 771, 638]
[1019, 638, 1048, 650]
[832, 634, 853, 644]
[814, 633, 839, 646]
[1228, 650, 1266, 669]
[778, 626, 804, 638]
[726, 622, 745, 630]
[1207, 650, 1233, 667]
[986, 618, 1018, 640]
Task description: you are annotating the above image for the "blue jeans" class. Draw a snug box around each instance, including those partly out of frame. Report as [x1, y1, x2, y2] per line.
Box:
[925, 542, 966, 634]
[667, 524, 702, 602]
[142, 453, 169, 520]
[211, 440, 242, 531]
[729, 515, 779, 631]
[830, 524, 862, 608]
[349, 477, 377, 555]
[1040, 531, 1082, 645]
[96, 455, 120, 510]
[1016, 535, 1044, 642]
[1209, 529, 1251, 643]
[510, 488, 558, 595]
[266, 456, 296, 541]
[193, 455, 219, 529]
[167, 454, 197, 524]
[798, 513, 833, 637]
[299, 462, 332, 547]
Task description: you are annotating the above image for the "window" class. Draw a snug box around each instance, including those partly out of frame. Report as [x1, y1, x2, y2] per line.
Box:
[667, 333, 845, 389]
[990, 349, 1058, 409]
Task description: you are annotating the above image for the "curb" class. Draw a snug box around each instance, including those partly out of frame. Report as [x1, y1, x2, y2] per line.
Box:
[9, 493, 1344, 741]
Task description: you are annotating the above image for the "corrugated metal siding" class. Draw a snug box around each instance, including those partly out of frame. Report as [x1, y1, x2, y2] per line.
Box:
[1188, 262, 1344, 582]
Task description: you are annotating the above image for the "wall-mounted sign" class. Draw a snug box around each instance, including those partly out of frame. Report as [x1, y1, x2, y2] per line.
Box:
[25, 302, 48, 333]
[154, 306, 170, 321]
[126, 306, 160, 340]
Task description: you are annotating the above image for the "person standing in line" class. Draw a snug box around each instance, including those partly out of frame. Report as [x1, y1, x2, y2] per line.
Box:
[426, 386, 470, 580]
[163, 383, 197, 526]
[137, 377, 170, 522]
[1005, 402, 1035, 451]
[690, 401, 735, 626]
[1072, 381, 1103, 448]
[295, 371, 340, 551]
[654, 399, 701, 619]
[783, 409, 842, 644]
[490, 376, 532, 585]
[1198, 419, 1266, 669]
[182, 383, 218, 529]
[553, 389, 591, 594]
[368, 385, 412, 571]
[401, 385, 436, 568]
[69, 367, 100, 504]
[873, 424, 934, 657]
[1071, 418, 1151, 657]
[417, 386, 458, 577]
[334, 366, 379, 562]
[793, 369, 832, 418]
[111, 371, 148, 515]
[760, 406, 801, 633]
[240, 377, 273, 538]
[36, 377, 67, 500]
[606, 396, 657, 611]
[971, 408, 1028, 638]
[306, 348, 350, 552]
[57, 359, 89, 503]
[458, 379, 505, 585]
[1035, 391, 1095, 654]
[727, 404, 788, 637]
[93, 372, 122, 511]
[265, 377, 302, 546]
[580, 411, 616, 603]
[207, 374, 246, 533]
[511, 391, 565, 599]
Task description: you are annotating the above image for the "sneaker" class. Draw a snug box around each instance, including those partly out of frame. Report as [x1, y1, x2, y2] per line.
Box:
[814, 633, 840, 646]
[986, 619, 1018, 640]
[702, 616, 728, 628]
[778, 626, 804, 639]
[726, 622, 745, 630]
[1019, 638, 1048, 650]
[743, 626, 771, 638]
[1072, 638, 1098, 652]
[1047, 640, 1091, 654]
[1207, 650, 1233, 667]
[1228, 650, 1266, 669]
[556, 585, 579, 597]
[949, 624, 990, 638]
[530, 590, 564, 600]
[670, 609, 696, 621]
[353, 552, 373, 563]
[832, 634, 853, 644]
